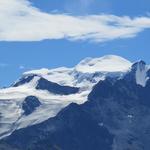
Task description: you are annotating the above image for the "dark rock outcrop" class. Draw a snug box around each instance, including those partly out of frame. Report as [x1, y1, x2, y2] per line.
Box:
[36, 78, 79, 95]
[22, 96, 41, 116]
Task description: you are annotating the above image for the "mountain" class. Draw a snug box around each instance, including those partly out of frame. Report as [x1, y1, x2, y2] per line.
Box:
[0, 55, 150, 150]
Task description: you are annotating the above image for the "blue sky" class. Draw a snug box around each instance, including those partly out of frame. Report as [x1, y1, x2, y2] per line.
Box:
[0, 0, 150, 87]
[29, 0, 150, 16]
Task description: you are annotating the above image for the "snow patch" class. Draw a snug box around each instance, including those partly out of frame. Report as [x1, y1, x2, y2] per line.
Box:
[135, 62, 148, 87]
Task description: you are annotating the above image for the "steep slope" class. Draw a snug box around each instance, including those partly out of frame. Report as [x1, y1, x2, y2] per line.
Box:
[1, 60, 150, 150]
[0, 55, 132, 139]
[0, 103, 114, 150]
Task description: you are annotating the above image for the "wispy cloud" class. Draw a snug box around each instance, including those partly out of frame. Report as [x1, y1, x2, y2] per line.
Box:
[19, 65, 25, 70]
[0, 0, 150, 42]
[65, 0, 94, 14]
[78, 0, 94, 10]
[0, 63, 8, 68]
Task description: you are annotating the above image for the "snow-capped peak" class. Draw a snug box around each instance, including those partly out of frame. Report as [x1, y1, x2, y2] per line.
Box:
[15, 55, 150, 88]
[75, 55, 132, 73]
[20, 55, 132, 88]
[23, 55, 132, 77]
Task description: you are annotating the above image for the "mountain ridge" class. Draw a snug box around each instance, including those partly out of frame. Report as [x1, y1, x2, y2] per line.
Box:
[0, 55, 150, 150]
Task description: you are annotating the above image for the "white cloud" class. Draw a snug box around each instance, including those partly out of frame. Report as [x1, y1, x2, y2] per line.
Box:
[0, 0, 150, 42]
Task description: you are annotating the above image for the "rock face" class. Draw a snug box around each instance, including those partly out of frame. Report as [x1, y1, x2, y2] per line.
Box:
[13, 75, 36, 87]
[22, 96, 41, 115]
[86, 62, 150, 150]
[1, 56, 150, 150]
[36, 78, 79, 95]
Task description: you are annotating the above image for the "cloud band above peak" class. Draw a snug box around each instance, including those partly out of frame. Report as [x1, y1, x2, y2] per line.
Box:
[0, 0, 150, 42]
